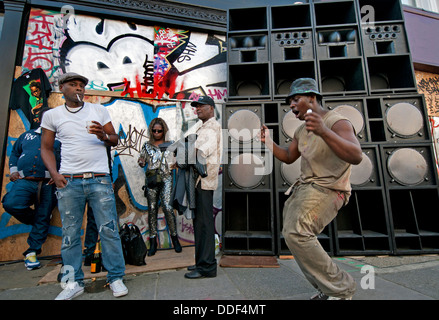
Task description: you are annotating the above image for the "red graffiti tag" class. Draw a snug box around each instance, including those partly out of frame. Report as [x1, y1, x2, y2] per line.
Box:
[23, 13, 55, 72]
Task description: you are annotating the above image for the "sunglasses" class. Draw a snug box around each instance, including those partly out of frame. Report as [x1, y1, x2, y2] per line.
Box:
[152, 129, 163, 133]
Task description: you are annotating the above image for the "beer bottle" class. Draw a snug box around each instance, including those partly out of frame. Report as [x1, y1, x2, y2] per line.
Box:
[90, 242, 102, 273]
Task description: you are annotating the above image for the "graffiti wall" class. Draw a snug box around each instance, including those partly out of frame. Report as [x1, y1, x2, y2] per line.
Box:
[416, 70, 439, 117]
[415, 70, 439, 175]
[0, 7, 227, 261]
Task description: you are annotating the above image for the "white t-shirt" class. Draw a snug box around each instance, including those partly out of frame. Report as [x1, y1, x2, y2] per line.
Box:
[41, 103, 112, 174]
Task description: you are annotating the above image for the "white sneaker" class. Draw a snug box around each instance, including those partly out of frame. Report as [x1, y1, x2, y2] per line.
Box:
[109, 279, 128, 297]
[55, 281, 84, 300]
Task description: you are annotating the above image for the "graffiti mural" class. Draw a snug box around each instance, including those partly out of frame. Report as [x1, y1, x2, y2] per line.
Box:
[0, 7, 226, 261]
[416, 71, 439, 117]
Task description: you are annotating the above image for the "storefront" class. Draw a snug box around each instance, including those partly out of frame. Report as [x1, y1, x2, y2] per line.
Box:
[0, 0, 228, 261]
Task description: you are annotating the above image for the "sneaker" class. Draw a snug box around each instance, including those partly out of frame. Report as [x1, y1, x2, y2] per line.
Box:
[55, 281, 84, 300]
[109, 279, 128, 297]
[24, 252, 41, 270]
[310, 291, 352, 300]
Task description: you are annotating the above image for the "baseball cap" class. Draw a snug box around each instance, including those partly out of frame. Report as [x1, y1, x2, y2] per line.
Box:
[285, 78, 322, 104]
[59, 72, 89, 86]
[190, 96, 215, 108]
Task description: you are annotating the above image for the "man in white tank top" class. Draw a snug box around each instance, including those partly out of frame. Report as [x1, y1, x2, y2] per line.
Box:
[260, 78, 362, 300]
[41, 72, 128, 300]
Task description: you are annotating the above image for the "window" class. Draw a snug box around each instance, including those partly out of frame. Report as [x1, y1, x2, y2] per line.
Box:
[402, 0, 439, 14]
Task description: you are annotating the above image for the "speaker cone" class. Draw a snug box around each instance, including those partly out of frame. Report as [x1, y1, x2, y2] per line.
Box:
[280, 160, 301, 186]
[322, 76, 345, 92]
[350, 152, 373, 186]
[281, 110, 303, 139]
[227, 109, 261, 143]
[387, 148, 427, 185]
[236, 80, 262, 96]
[277, 79, 293, 95]
[385, 102, 423, 137]
[229, 153, 265, 189]
[333, 104, 364, 135]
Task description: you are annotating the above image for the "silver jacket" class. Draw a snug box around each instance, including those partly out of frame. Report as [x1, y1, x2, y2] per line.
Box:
[139, 141, 174, 177]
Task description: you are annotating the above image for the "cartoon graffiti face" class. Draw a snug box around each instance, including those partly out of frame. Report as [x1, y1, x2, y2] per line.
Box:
[65, 36, 154, 90]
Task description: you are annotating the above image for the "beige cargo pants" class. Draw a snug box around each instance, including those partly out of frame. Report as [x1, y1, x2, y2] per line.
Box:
[282, 182, 356, 299]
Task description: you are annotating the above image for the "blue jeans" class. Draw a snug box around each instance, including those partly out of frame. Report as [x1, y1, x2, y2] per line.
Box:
[84, 205, 99, 257]
[55, 175, 125, 284]
[2, 179, 56, 256]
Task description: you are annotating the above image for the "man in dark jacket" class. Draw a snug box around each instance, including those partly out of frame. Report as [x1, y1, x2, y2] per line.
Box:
[2, 108, 61, 270]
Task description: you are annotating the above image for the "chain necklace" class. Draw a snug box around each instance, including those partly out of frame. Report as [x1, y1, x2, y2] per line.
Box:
[64, 103, 84, 114]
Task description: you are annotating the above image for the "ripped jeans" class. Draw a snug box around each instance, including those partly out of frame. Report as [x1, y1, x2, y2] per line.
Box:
[56, 175, 125, 285]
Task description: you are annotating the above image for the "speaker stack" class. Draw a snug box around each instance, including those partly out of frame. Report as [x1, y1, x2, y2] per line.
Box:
[223, 0, 439, 256]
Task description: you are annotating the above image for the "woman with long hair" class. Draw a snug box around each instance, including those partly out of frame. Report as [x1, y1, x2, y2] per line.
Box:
[138, 118, 181, 256]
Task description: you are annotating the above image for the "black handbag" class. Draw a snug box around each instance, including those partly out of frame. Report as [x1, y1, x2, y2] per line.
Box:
[119, 223, 147, 266]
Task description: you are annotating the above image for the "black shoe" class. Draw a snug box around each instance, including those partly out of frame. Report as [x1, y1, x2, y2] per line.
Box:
[171, 235, 182, 253]
[187, 264, 196, 271]
[148, 236, 157, 256]
[184, 270, 216, 279]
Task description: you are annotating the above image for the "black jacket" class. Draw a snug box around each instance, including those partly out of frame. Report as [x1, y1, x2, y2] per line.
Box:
[169, 134, 207, 217]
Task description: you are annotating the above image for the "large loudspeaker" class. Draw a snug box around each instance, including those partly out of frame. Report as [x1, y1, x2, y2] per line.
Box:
[228, 34, 269, 64]
[226, 105, 262, 146]
[223, 100, 275, 255]
[228, 64, 271, 100]
[270, 3, 315, 102]
[324, 98, 368, 143]
[381, 145, 437, 187]
[362, 23, 409, 56]
[318, 58, 367, 96]
[365, 55, 417, 94]
[350, 146, 382, 187]
[273, 61, 316, 99]
[224, 152, 271, 190]
[278, 104, 302, 145]
[381, 143, 439, 254]
[271, 30, 314, 62]
[228, 6, 267, 32]
[224, 0, 439, 256]
[382, 96, 430, 142]
[316, 27, 360, 59]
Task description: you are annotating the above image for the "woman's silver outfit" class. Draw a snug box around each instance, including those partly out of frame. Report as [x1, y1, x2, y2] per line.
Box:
[139, 141, 177, 238]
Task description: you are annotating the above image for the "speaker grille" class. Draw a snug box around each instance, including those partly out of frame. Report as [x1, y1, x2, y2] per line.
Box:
[387, 148, 428, 185]
[227, 109, 261, 143]
[333, 104, 365, 135]
[385, 102, 424, 138]
[229, 153, 266, 189]
[350, 152, 373, 186]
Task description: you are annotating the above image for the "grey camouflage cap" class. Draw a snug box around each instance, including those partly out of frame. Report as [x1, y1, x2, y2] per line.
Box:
[285, 78, 322, 104]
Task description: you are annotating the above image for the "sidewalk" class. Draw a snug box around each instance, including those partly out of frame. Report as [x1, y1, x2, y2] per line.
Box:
[1, 247, 439, 301]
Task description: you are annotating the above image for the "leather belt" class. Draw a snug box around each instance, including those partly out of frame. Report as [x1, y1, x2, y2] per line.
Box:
[23, 176, 50, 181]
[62, 173, 107, 179]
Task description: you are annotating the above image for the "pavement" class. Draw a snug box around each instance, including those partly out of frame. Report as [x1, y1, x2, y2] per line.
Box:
[0, 246, 438, 312]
